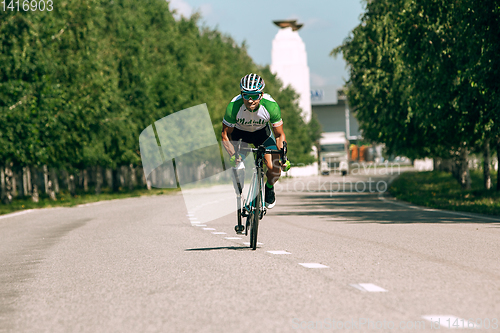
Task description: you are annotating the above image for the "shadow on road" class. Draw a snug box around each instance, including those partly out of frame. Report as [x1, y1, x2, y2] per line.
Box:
[273, 193, 500, 225]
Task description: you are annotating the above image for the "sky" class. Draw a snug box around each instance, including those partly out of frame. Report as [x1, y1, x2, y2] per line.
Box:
[168, 0, 365, 88]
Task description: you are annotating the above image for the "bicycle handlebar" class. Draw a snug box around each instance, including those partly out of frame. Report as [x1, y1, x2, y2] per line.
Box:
[234, 139, 287, 162]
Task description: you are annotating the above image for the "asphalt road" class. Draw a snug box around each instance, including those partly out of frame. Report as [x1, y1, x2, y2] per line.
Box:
[1, 168, 499, 332]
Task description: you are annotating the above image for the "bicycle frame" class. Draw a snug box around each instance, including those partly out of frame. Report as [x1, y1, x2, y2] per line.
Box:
[243, 154, 266, 222]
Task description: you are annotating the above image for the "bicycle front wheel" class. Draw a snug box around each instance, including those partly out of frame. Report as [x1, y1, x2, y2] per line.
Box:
[250, 183, 261, 250]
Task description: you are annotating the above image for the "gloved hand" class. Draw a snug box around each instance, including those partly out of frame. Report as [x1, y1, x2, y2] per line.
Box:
[229, 154, 243, 167]
[282, 160, 291, 172]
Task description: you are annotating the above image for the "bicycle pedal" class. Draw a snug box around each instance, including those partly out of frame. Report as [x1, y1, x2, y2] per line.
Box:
[234, 225, 244, 234]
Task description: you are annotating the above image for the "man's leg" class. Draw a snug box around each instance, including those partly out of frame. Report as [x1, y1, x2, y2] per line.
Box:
[264, 153, 281, 185]
[264, 153, 280, 208]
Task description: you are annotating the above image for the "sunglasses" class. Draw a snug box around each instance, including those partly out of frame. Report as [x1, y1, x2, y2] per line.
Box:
[241, 92, 262, 101]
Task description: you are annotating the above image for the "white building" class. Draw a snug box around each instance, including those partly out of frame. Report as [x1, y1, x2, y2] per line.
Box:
[310, 86, 361, 140]
[270, 20, 311, 123]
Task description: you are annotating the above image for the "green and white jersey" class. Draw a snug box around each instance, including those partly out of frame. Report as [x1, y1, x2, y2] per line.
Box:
[223, 93, 283, 132]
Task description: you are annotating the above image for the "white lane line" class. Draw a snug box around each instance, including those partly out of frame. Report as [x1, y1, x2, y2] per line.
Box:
[212, 232, 226, 235]
[243, 242, 263, 246]
[191, 222, 201, 225]
[0, 210, 34, 220]
[225, 237, 242, 240]
[422, 315, 479, 329]
[267, 250, 291, 255]
[194, 224, 207, 227]
[299, 263, 329, 269]
[203, 228, 216, 231]
[350, 283, 387, 292]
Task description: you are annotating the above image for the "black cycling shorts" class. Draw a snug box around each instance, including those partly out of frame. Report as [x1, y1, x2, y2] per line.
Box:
[230, 126, 277, 150]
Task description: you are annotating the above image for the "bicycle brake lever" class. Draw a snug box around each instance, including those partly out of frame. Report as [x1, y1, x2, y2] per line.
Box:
[282, 141, 288, 163]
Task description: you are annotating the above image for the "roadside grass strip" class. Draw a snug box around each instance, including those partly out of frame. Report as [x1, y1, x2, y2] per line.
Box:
[379, 195, 500, 222]
[77, 201, 105, 207]
[0, 210, 34, 220]
[299, 263, 329, 269]
[422, 316, 480, 329]
[267, 250, 291, 255]
[350, 283, 387, 292]
[388, 170, 500, 216]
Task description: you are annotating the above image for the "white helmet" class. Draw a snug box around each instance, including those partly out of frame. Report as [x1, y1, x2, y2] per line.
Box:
[240, 73, 265, 93]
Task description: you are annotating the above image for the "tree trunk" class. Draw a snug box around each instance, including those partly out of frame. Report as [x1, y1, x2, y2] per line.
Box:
[43, 165, 49, 194]
[458, 146, 471, 190]
[129, 164, 136, 190]
[67, 171, 76, 196]
[30, 166, 39, 203]
[5, 163, 14, 204]
[51, 168, 59, 193]
[22, 167, 30, 196]
[48, 180, 56, 200]
[120, 166, 126, 189]
[96, 166, 103, 195]
[497, 138, 500, 191]
[483, 138, 491, 190]
[1, 164, 13, 204]
[142, 168, 151, 190]
[112, 168, 120, 192]
[12, 169, 17, 198]
[43, 166, 56, 201]
[1, 166, 5, 202]
[83, 169, 89, 192]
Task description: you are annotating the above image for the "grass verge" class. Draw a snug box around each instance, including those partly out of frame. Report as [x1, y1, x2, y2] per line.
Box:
[389, 170, 500, 216]
[0, 187, 180, 216]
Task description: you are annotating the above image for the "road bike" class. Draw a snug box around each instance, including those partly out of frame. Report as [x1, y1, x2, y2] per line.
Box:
[232, 140, 287, 250]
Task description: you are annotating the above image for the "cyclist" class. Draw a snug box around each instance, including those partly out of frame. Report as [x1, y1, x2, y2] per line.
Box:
[221, 73, 290, 211]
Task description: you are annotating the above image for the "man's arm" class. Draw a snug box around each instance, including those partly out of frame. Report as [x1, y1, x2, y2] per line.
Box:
[272, 124, 286, 151]
[221, 124, 236, 156]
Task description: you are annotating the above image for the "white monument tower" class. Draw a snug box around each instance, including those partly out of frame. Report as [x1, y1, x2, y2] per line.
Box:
[270, 20, 311, 123]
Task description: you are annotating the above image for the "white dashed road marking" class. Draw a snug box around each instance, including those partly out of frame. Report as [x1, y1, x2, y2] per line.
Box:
[267, 251, 291, 255]
[203, 228, 216, 231]
[299, 263, 329, 269]
[243, 242, 263, 246]
[225, 237, 242, 240]
[195, 225, 207, 227]
[350, 283, 387, 292]
[212, 232, 226, 235]
[422, 315, 479, 329]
